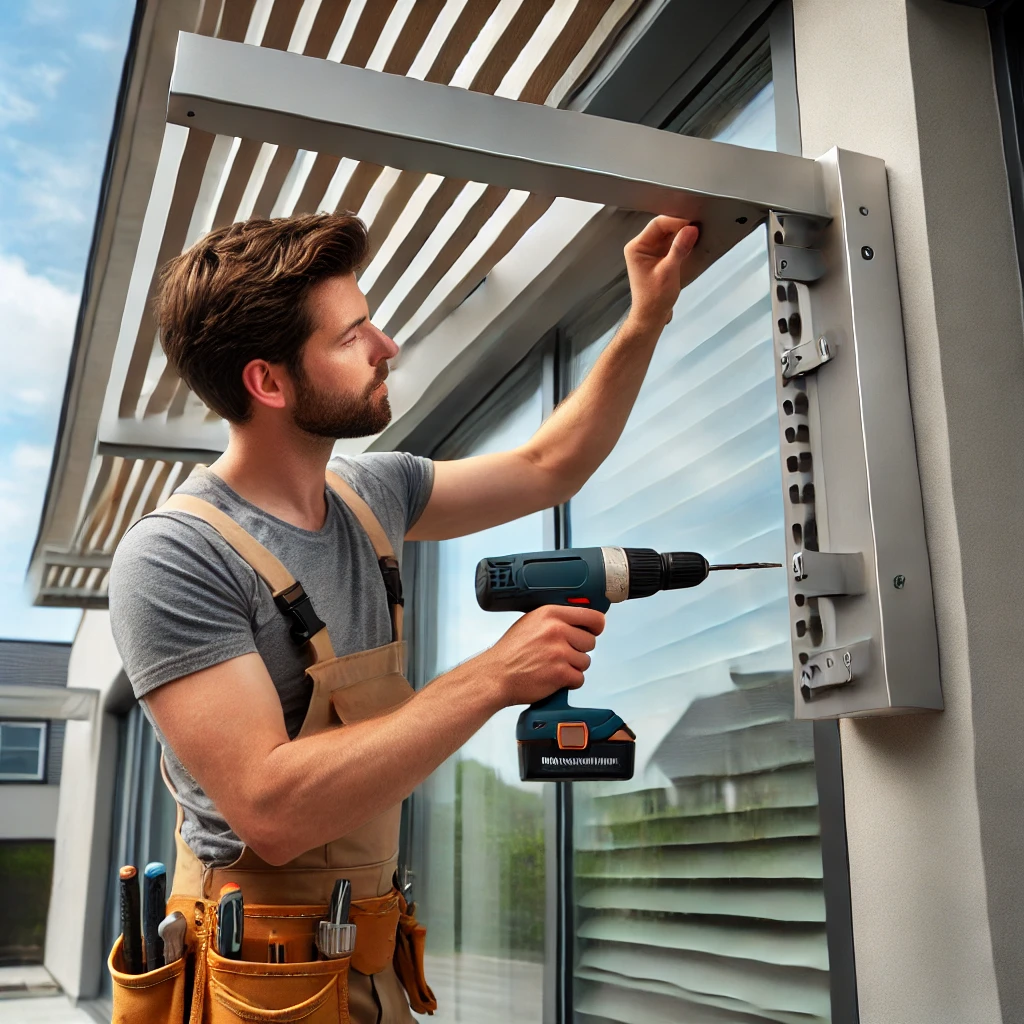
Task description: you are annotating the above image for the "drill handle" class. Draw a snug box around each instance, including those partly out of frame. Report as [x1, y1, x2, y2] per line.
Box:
[530, 688, 571, 712]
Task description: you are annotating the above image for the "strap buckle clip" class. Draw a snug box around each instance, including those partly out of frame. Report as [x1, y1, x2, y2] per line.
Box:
[273, 581, 326, 645]
[378, 556, 404, 608]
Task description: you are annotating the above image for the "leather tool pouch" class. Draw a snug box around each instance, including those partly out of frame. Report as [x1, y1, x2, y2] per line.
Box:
[394, 892, 437, 1015]
[108, 890, 427, 1023]
[109, 934, 188, 1024]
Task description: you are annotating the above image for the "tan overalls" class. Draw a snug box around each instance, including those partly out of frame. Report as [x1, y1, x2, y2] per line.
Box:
[108, 472, 436, 1024]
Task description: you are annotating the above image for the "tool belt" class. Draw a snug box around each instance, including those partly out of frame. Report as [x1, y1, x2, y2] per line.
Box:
[108, 887, 433, 1023]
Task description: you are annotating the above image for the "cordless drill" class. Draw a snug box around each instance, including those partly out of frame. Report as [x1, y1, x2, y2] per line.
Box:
[475, 547, 779, 782]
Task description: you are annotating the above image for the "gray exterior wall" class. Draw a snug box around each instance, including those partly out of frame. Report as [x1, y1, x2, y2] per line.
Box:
[792, 0, 1024, 1021]
[0, 639, 71, 840]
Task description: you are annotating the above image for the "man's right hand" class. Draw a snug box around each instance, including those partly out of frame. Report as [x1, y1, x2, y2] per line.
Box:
[480, 605, 606, 709]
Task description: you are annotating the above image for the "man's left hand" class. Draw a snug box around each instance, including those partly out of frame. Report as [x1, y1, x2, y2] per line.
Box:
[624, 216, 700, 328]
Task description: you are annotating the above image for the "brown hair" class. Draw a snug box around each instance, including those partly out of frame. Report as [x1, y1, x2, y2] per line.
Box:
[157, 213, 369, 423]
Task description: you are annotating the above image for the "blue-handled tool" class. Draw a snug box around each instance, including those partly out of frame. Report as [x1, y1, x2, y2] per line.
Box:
[142, 862, 166, 971]
[476, 547, 780, 782]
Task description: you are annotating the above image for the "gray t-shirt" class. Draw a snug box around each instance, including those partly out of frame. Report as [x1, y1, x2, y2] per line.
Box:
[108, 453, 433, 866]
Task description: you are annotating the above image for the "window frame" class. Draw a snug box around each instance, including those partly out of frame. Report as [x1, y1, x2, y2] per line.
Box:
[0, 720, 48, 783]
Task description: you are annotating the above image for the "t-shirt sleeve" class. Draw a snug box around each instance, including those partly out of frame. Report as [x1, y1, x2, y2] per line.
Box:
[329, 452, 434, 538]
[108, 514, 260, 700]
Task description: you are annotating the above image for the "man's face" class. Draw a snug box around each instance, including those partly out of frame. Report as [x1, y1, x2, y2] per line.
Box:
[290, 274, 399, 439]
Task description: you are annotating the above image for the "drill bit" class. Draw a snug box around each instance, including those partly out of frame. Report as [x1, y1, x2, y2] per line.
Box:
[709, 562, 782, 571]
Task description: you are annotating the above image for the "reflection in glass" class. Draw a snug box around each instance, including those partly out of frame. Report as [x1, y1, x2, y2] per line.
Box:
[412, 364, 549, 1023]
[569, 79, 832, 1023]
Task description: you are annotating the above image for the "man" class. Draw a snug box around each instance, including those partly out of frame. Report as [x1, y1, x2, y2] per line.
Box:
[108, 211, 698, 1020]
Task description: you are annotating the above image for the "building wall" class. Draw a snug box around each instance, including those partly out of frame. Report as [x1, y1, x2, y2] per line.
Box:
[44, 610, 127, 1000]
[792, 1, 1024, 1021]
[1, 785, 61, 840]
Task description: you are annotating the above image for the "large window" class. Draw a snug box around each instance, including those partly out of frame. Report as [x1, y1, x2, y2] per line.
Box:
[410, 359, 551, 1023]
[409, 36, 834, 1024]
[564, 66, 830, 1024]
[0, 721, 47, 781]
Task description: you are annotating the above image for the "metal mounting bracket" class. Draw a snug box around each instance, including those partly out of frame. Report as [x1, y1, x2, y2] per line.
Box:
[800, 641, 872, 701]
[792, 551, 865, 598]
[780, 335, 834, 378]
[769, 154, 942, 718]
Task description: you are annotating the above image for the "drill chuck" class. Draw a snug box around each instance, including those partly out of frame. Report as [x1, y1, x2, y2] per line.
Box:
[621, 549, 710, 599]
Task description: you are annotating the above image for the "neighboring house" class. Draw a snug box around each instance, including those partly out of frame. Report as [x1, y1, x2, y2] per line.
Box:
[23, 1, 1024, 1022]
[0, 639, 71, 965]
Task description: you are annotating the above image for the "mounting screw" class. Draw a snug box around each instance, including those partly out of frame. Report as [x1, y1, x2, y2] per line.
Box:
[861, 245, 874, 260]
[859, 206, 869, 216]
[780, 259, 788, 270]
[893, 574, 906, 589]
[736, 216, 748, 224]
[187, 110, 195, 117]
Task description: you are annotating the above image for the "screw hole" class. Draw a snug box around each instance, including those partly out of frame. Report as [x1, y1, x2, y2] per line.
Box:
[187, 110, 195, 117]
[861, 245, 874, 260]
[736, 216, 748, 224]
[859, 206, 869, 216]
[894, 574, 906, 589]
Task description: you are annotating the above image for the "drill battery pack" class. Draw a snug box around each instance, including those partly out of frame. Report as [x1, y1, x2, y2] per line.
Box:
[516, 693, 636, 782]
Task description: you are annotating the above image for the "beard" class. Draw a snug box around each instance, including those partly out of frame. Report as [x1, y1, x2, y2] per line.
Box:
[291, 362, 392, 439]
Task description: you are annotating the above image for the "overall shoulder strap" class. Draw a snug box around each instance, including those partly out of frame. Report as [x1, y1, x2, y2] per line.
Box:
[325, 469, 404, 642]
[157, 494, 335, 663]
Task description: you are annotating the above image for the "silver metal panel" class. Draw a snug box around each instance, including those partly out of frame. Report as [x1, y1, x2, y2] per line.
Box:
[770, 150, 942, 717]
[166, 32, 829, 287]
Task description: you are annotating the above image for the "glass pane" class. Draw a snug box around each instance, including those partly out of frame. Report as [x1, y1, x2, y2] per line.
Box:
[0, 724, 43, 778]
[412, 363, 550, 1023]
[568, 79, 832, 1023]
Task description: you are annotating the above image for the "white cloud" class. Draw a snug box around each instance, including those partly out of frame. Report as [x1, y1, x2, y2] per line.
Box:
[25, 62, 67, 99]
[78, 31, 120, 53]
[25, 0, 68, 24]
[0, 251, 79, 422]
[12, 443, 53, 472]
[4, 138, 94, 226]
[0, 83, 38, 127]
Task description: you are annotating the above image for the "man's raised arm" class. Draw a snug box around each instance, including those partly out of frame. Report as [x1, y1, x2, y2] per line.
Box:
[407, 217, 699, 542]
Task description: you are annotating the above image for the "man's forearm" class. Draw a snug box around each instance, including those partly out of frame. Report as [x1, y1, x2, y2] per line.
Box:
[247, 660, 499, 864]
[523, 311, 665, 499]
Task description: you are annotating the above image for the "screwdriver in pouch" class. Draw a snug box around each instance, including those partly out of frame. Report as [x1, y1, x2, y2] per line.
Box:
[143, 862, 166, 971]
[317, 878, 356, 960]
[118, 866, 143, 975]
[217, 883, 244, 960]
[476, 547, 781, 782]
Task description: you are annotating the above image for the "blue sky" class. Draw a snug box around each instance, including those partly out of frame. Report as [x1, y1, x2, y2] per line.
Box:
[1, 0, 134, 641]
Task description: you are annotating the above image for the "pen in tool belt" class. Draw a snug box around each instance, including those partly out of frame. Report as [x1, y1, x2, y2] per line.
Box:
[143, 862, 167, 971]
[217, 883, 244, 960]
[158, 911, 187, 964]
[118, 865, 144, 975]
[317, 878, 356, 959]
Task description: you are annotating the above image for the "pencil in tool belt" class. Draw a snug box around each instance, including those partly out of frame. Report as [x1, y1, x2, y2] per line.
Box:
[217, 883, 244, 960]
[143, 862, 167, 971]
[118, 866, 143, 975]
